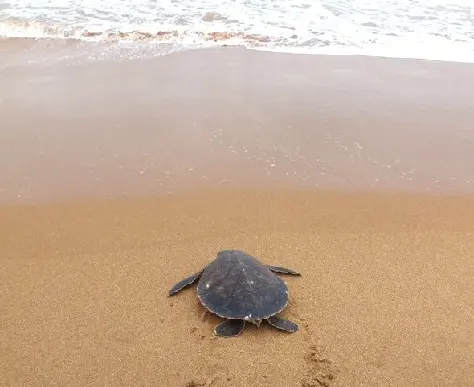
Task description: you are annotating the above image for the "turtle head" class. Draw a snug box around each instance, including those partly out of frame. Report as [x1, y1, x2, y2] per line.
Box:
[217, 249, 249, 259]
[218, 249, 241, 255]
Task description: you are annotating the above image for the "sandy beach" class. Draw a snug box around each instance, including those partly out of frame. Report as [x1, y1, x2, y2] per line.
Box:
[1, 40, 474, 386]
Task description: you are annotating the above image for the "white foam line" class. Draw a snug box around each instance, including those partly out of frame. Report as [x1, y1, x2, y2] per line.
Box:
[1, 0, 474, 64]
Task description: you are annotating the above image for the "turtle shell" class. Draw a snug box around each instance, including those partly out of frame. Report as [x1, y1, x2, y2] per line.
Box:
[196, 250, 289, 320]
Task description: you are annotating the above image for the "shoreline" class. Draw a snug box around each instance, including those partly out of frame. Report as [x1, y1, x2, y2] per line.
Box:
[2, 36, 474, 66]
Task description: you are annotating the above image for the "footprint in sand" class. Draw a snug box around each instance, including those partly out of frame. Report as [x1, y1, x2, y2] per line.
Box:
[186, 369, 228, 387]
[297, 319, 339, 386]
[301, 344, 339, 387]
[186, 381, 205, 387]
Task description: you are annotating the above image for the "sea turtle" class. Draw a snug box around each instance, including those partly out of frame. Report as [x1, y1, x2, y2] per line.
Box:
[168, 249, 301, 337]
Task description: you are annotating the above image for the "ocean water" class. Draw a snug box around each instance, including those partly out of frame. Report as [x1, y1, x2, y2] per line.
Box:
[0, 0, 473, 63]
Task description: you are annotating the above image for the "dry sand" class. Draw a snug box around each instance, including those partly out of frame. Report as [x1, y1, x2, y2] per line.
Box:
[1, 41, 474, 386]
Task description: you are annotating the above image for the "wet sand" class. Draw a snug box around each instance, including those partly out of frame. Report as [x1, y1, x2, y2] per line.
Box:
[1, 41, 474, 386]
[2, 41, 474, 202]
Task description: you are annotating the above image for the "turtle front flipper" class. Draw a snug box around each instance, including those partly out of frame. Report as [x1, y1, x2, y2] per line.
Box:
[168, 271, 203, 296]
[266, 315, 298, 333]
[267, 265, 301, 276]
[214, 319, 245, 337]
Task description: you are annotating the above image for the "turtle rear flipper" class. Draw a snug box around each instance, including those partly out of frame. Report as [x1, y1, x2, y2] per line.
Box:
[214, 319, 245, 337]
[268, 265, 301, 276]
[266, 315, 298, 333]
[168, 271, 202, 296]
